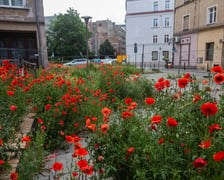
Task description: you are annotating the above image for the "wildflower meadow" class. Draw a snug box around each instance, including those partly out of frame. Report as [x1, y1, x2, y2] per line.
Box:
[0, 60, 224, 180]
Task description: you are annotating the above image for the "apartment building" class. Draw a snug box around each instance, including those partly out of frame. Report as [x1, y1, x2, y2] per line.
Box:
[174, 0, 224, 69]
[89, 20, 126, 57]
[0, 0, 48, 67]
[126, 0, 174, 67]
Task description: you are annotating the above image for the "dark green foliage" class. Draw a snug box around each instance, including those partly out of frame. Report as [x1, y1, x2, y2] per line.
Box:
[46, 8, 87, 56]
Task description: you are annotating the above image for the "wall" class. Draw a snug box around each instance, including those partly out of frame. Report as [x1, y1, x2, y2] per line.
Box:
[173, 33, 198, 67]
[126, 0, 174, 64]
[0, 0, 48, 67]
[197, 28, 224, 69]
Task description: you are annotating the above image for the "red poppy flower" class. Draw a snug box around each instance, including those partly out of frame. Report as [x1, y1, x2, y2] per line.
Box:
[101, 124, 109, 133]
[38, 118, 44, 124]
[21, 136, 31, 142]
[201, 102, 218, 117]
[164, 80, 170, 87]
[213, 151, 224, 162]
[65, 135, 73, 143]
[127, 147, 135, 153]
[158, 78, 164, 82]
[145, 97, 155, 105]
[52, 162, 63, 171]
[10, 172, 18, 180]
[184, 73, 190, 79]
[198, 140, 211, 149]
[76, 159, 88, 171]
[192, 94, 202, 103]
[155, 82, 165, 91]
[121, 111, 135, 119]
[72, 172, 78, 177]
[7, 91, 15, 96]
[211, 66, 223, 73]
[98, 155, 103, 161]
[45, 104, 51, 110]
[22, 87, 30, 92]
[167, 117, 178, 127]
[192, 158, 207, 168]
[0, 160, 4, 165]
[150, 125, 157, 131]
[131, 102, 137, 108]
[209, 123, 222, 133]
[0, 139, 3, 146]
[10, 105, 18, 111]
[83, 165, 94, 175]
[125, 98, 132, 105]
[214, 73, 224, 85]
[178, 78, 188, 88]
[75, 148, 89, 157]
[101, 107, 112, 117]
[151, 115, 162, 124]
[158, 137, 164, 144]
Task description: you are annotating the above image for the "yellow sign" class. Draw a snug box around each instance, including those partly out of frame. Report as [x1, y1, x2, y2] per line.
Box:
[117, 55, 127, 63]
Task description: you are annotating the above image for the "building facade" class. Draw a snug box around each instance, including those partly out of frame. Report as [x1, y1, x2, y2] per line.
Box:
[174, 0, 224, 69]
[0, 0, 48, 67]
[88, 20, 126, 57]
[126, 0, 174, 67]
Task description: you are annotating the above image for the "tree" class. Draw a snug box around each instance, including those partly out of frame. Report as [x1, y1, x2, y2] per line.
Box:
[98, 39, 115, 57]
[46, 8, 89, 56]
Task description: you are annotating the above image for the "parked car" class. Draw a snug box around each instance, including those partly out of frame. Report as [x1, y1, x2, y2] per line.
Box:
[90, 58, 102, 64]
[102, 58, 116, 64]
[63, 59, 88, 66]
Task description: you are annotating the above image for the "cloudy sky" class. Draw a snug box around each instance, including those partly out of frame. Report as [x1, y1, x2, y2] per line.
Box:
[43, 0, 126, 24]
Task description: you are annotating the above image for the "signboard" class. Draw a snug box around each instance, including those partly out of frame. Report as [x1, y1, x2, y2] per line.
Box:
[117, 55, 127, 63]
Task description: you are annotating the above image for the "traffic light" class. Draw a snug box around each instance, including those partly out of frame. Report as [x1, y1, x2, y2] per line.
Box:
[134, 43, 137, 53]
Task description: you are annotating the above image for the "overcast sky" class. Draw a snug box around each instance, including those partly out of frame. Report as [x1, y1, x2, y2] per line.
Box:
[43, 0, 126, 24]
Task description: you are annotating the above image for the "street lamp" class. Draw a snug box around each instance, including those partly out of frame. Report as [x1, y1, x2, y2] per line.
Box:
[81, 16, 92, 70]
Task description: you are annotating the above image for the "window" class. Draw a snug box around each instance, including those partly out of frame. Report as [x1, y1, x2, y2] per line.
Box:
[183, 15, 190, 31]
[153, 1, 158, 11]
[153, 35, 158, 44]
[153, 18, 158, 27]
[163, 51, 169, 60]
[205, 42, 214, 60]
[165, 18, 169, 27]
[0, 0, 25, 7]
[0, 40, 7, 58]
[207, 6, 217, 24]
[164, 35, 169, 43]
[152, 51, 158, 60]
[165, 0, 170, 10]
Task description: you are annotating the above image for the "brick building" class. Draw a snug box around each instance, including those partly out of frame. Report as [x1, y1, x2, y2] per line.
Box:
[88, 20, 126, 57]
[0, 0, 48, 67]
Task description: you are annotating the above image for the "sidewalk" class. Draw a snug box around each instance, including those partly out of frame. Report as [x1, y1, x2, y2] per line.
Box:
[141, 67, 211, 81]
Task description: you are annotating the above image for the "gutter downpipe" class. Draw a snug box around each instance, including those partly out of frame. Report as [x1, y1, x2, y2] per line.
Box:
[35, 0, 44, 67]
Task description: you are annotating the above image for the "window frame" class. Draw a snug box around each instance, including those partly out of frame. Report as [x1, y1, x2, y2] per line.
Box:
[153, 1, 158, 11]
[165, 0, 170, 10]
[153, 35, 158, 44]
[183, 14, 190, 31]
[207, 5, 217, 24]
[153, 18, 158, 27]
[0, 0, 26, 8]
[205, 42, 214, 61]
[164, 34, 169, 43]
[152, 51, 158, 61]
[163, 51, 169, 60]
[164, 17, 169, 27]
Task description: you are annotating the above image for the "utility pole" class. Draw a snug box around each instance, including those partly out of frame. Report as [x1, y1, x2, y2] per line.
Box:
[142, 45, 144, 72]
[81, 16, 92, 70]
